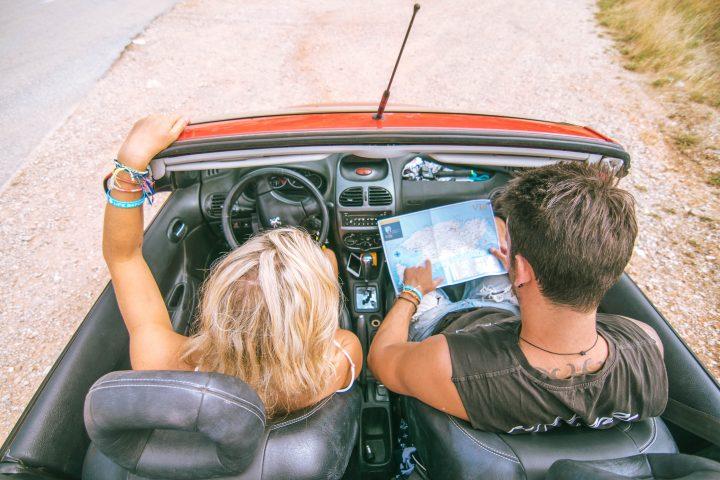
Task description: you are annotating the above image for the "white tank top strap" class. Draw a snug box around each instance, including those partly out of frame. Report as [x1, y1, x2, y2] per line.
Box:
[333, 339, 355, 393]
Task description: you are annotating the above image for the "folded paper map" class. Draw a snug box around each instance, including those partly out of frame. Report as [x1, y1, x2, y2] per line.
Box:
[378, 200, 506, 294]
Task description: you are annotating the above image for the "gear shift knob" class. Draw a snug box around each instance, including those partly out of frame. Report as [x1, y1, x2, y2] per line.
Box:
[361, 253, 374, 282]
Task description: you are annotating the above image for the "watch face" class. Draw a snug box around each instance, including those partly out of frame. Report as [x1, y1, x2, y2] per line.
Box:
[355, 286, 378, 312]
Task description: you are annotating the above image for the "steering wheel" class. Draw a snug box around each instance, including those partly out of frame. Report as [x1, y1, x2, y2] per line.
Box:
[221, 167, 330, 249]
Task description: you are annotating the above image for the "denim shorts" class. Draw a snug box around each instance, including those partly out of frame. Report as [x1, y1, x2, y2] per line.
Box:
[408, 275, 519, 342]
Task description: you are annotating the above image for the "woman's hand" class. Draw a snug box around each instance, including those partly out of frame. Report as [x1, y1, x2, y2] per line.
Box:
[117, 114, 190, 170]
[322, 246, 339, 277]
[402, 259, 443, 295]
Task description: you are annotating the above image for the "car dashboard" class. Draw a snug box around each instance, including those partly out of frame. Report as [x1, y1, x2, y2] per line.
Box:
[198, 153, 511, 252]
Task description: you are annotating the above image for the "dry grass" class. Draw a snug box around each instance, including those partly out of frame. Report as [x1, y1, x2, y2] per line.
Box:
[597, 0, 720, 106]
[672, 132, 701, 149]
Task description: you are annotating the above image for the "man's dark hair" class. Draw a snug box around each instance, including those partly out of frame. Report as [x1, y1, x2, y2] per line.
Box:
[497, 162, 637, 311]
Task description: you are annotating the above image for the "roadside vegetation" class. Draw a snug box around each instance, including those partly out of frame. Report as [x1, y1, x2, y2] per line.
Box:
[597, 0, 720, 189]
[597, 0, 719, 107]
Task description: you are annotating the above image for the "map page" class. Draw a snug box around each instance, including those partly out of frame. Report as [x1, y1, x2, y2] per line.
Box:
[378, 200, 506, 294]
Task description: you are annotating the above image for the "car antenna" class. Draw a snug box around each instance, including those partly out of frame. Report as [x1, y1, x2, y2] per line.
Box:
[373, 3, 421, 120]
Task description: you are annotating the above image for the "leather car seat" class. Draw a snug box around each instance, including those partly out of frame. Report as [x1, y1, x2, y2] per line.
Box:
[404, 397, 678, 480]
[547, 453, 720, 480]
[82, 370, 360, 480]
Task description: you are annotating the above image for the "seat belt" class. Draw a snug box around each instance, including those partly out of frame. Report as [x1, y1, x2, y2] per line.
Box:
[663, 398, 720, 446]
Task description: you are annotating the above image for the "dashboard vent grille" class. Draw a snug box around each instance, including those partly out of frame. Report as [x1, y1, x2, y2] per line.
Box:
[368, 187, 392, 206]
[207, 193, 226, 218]
[206, 168, 222, 177]
[339, 187, 363, 207]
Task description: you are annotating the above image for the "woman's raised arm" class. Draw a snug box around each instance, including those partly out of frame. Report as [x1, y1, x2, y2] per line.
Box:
[103, 114, 190, 370]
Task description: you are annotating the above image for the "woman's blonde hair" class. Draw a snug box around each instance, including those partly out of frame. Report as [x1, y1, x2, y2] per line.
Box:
[181, 227, 340, 416]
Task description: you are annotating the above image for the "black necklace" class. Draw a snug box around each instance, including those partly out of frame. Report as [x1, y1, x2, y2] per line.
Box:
[519, 331, 599, 356]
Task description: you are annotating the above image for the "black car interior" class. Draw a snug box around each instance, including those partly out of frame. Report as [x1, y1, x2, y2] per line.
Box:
[82, 370, 361, 480]
[1, 151, 719, 480]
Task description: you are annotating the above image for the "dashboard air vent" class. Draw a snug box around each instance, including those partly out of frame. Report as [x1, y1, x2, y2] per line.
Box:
[206, 168, 222, 177]
[368, 186, 392, 206]
[207, 193, 226, 218]
[339, 187, 363, 207]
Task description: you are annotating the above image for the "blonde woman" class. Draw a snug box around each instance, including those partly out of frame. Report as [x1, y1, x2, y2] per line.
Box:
[103, 115, 362, 416]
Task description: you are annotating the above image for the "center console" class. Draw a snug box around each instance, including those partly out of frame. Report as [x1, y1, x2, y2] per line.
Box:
[335, 155, 397, 476]
[336, 155, 395, 251]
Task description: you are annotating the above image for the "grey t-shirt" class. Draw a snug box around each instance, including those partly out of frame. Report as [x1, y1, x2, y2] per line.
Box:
[442, 312, 668, 433]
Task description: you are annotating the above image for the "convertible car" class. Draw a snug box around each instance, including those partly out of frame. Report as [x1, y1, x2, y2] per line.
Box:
[1, 107, 719, 480]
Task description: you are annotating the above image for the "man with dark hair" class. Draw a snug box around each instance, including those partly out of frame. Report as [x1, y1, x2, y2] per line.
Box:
[368, 162, 668, 433]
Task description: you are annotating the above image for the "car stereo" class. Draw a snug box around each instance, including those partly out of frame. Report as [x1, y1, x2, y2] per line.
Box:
[341, 211, 391, 227]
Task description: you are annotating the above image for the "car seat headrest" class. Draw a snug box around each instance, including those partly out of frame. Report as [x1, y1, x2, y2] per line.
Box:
[84, 370, 266, 479]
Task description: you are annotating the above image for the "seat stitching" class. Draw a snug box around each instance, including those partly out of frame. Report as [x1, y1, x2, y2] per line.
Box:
[447, 415, 519, 463]
[495, 433, 527, 476]
[89, 384, 266, 426]
[92, 378, 264, 417]
[193, 376, 210, 433]
[269, 395, 334, 430]
[93, 378, 264, 415]
[639, 418, 657, 452]
[616, 421, 640, 451]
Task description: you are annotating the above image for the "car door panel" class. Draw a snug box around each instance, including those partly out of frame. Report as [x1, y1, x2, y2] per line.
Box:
[0, 185, 208, 478]
[601, 275, 720, 449]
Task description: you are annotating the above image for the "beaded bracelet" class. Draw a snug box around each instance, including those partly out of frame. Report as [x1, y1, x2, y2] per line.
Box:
[396, 295, 418, 313]
[105, 190, 146, 209]
[103, 173, 144, 193]
[109, 159, 155, 205]
[398, 290, 419, 305]
[115, 172, 154, 190]
[399, 289, 421, 305]
[401, 285, 424, 302]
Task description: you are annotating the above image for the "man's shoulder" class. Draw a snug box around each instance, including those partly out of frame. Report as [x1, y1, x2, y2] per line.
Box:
[439, 317, 520, 376]
[598, 314, 664, 357]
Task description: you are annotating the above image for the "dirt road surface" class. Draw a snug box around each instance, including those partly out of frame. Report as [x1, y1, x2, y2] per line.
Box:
[1, 0, 718, 440]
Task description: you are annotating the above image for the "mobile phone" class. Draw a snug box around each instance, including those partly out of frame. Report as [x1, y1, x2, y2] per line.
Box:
[346, 252, 362, 278]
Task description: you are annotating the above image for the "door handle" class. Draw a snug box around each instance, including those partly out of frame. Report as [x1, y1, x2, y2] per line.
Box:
[168, 219, 187, 243]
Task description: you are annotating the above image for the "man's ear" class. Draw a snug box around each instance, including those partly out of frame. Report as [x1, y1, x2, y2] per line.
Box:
[513, 253, 535, 287]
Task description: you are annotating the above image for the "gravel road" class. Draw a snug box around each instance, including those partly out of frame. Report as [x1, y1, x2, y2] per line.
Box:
[1, 0, 718, 440]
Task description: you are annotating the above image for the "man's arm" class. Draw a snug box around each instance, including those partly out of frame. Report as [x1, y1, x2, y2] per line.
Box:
[367, 261, 469, 419]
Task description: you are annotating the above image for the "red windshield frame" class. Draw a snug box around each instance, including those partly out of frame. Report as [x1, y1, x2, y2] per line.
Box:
[177, 112, 616, 144]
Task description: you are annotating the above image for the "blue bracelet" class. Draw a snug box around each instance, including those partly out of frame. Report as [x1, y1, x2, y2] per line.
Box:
[401, 285, 424, 301]
[106, 190, 146, 209]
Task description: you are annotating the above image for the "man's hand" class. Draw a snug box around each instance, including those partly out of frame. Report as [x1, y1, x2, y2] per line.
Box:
[403, 259, 443, 295]
[490, 216, 510, 270]
[118, 114, 190, 170]
[490, 245, 510, 270]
